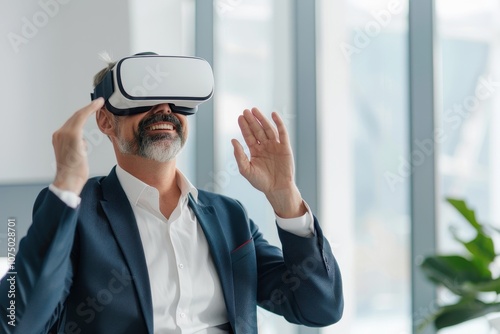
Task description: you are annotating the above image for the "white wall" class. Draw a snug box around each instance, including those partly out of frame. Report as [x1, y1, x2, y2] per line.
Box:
[0, 0, 190, 184]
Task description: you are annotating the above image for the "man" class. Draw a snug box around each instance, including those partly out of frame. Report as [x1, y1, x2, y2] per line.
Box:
[0, 54, 343, 334]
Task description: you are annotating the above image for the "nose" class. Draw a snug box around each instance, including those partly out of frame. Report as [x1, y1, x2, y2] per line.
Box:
[150, 103, 172, 114]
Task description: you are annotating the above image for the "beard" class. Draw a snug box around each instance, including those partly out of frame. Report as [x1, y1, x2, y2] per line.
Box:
[116, 113, 185, 162]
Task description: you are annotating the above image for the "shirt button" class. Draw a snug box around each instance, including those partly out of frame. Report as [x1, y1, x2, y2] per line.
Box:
[180, 312, 186, 318]
[178, 263, 184, 269]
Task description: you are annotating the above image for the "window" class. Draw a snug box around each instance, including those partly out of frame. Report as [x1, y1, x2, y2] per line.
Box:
[213, 0, 296, 332]
[436, 0, 500, 332]
[318, 0, 411, 332]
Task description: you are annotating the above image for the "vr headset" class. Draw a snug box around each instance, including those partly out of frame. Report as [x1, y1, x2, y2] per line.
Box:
[91, 52, 214, 116]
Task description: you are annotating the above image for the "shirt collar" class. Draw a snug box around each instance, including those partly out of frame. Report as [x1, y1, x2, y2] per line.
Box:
[115, 165, 198, 208]
[175, 169, 199, 203]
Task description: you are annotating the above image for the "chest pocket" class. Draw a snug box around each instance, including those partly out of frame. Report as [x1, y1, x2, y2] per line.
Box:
[231, 238, 255, 263]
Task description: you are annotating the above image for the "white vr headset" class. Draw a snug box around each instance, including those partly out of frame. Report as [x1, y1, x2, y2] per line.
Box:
[91, 52, 214, 116]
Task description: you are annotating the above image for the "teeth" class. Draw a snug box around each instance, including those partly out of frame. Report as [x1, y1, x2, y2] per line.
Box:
[149, 124, 174, 131]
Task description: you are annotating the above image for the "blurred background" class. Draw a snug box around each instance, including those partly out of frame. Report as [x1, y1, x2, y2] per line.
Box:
[1, 0, 499, 333]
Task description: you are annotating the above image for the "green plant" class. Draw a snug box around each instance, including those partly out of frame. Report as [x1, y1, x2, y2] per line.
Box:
[419, 198, 500, 331]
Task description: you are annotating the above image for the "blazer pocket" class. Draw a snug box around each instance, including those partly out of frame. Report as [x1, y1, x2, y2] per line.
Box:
[231, 238, 254, 263]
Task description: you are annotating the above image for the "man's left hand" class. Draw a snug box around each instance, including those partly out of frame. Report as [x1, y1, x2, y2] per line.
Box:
[232, 108, 307, 218]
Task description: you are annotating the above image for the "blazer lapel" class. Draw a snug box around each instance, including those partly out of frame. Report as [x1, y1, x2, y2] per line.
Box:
[188, 194, 236, 327]
[100, 168, 154, 334]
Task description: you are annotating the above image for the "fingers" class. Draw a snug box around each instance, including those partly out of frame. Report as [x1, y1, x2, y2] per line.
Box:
[64, 98, 104, 130]
[53, 98, 104, 153]
[248, 108, 279, 141]
[53, 98, 104, 147]
[238, 114, 258, 148]
[231, 139, 250, 177]
[271, 111, 290, 147]
[238, 108, 289, 149]
[52, 98, 105, 194]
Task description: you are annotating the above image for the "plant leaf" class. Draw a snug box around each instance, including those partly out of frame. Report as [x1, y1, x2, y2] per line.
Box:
[474, 277, 500, 293]
[450, 227, 496, 269]
[446, 198, 481, 230]
[465, 233, 496, 265]
[418, 198, 500, 330]
[447, 198, 496, 266]
[434, 299, 500, 329]
[420, 255, 491, 295]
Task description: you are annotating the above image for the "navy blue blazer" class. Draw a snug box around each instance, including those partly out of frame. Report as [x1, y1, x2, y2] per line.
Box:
[0, 167, 343, 334]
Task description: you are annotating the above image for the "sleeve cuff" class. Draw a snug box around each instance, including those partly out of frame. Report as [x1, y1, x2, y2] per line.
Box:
[49, 184, 81, 209]
[275, 201, 315, 238]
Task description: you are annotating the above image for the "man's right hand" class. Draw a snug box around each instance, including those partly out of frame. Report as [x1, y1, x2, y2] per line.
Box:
[52, 98, 104, 195]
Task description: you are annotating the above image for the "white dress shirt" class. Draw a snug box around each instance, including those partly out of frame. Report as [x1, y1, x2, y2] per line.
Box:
[116, 166, 229, 333]
[49, 165, 315, 333]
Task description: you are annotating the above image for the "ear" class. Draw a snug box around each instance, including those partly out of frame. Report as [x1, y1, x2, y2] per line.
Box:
[96, 107, 115, 136]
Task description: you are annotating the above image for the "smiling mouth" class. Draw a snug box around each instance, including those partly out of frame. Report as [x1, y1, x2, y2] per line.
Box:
[146, 123, 175, 131]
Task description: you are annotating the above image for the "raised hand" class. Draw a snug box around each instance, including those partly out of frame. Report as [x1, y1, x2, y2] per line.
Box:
[52, 98, 104, 194]
[232, 108, 306, 218]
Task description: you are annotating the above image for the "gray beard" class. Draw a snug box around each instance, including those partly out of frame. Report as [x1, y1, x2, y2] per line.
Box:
[115, 112, 185, 162]
[117, 133, 183, 162]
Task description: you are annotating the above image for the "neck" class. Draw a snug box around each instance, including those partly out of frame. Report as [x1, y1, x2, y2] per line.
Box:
[117, 154, 179, 197]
